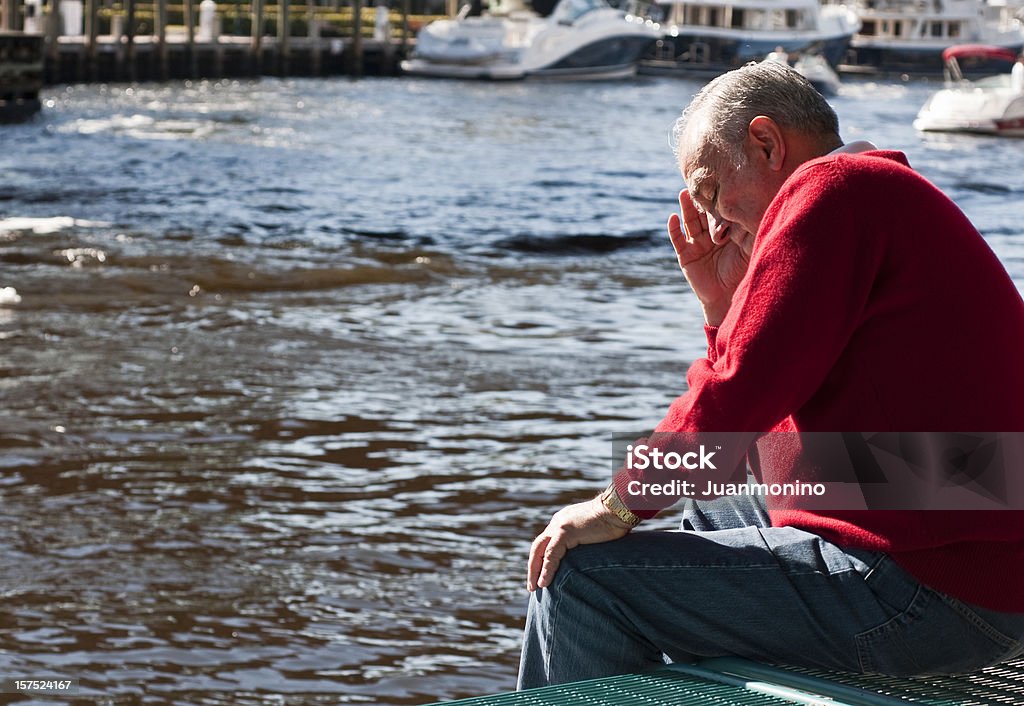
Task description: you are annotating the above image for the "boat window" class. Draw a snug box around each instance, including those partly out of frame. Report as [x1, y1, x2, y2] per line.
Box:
[930, 21, 942, 37]
[893, 20, 902, 36]
[861, 19, 877, 35]
[686, 5, 705, 25]
[552, 0, 606, 24]
[731, 7, 744, 27]
[948, 21, 960, 37]
[786, 9, 799, 28]
[708, 7, 720, 26]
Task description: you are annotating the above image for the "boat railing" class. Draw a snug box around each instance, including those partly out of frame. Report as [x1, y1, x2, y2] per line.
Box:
[621, 0, 663, 23]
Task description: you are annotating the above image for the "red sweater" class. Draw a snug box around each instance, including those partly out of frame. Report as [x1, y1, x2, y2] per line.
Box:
[614, 150, 1024, 612]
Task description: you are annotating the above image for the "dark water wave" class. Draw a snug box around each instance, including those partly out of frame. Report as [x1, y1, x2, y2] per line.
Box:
[954, 181, 1014, 195]
[495, 230, 656, 254]
[342, 228, 412, 241]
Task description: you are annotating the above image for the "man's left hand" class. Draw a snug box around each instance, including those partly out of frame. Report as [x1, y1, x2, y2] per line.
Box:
[668, 189, 754, 326]
[526, 497, 632, 592]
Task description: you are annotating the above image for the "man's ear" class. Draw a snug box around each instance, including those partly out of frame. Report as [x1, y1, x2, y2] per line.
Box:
[747, 116, 786, 172]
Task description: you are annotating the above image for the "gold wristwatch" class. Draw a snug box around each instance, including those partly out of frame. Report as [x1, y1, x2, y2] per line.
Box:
[599, 484, 642, 528]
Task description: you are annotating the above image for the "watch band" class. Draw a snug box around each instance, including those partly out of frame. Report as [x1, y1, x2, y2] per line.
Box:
[599, 484, 642, 528]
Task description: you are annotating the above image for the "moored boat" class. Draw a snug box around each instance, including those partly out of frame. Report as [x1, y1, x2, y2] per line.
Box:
[914, 44, 1024, 135]
[400, 0, 661, 79]
[640, 0, 860, 77]
[841, 0, 1024, 74]
[764, 48, 843, 93]
[793, 52, 843, 92]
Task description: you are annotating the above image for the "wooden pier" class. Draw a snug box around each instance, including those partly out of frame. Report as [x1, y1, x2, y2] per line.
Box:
[0, 0, 434, 83]
[48, 33, 406, 83]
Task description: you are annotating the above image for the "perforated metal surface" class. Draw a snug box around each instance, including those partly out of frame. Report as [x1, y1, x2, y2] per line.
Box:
[741, 658, 1024, 706]
[426, 658, 1024, 706]
[425, 669, 809, 706]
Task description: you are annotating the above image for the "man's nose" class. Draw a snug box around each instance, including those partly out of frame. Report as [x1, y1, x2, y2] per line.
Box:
[708, 213, 731, 239]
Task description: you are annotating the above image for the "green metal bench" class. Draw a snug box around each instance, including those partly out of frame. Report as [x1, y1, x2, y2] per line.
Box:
[426, 656, 1024, 706]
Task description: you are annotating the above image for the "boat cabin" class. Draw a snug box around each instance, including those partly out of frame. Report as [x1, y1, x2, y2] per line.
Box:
[858, 17, 971, 42]
[852, 0, 982, 44]
[662, 0, 821, 34]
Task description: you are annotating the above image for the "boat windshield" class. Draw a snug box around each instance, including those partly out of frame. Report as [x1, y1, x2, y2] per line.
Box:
[550, 0, 608, 23]
[974, 74, 1012, 89]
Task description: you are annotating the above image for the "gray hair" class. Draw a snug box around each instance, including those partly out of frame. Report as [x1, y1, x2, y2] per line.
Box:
[671, 62, 841, 178]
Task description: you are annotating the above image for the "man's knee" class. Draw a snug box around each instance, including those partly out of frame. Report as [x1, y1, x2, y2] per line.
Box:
[558, 541, 607, 573]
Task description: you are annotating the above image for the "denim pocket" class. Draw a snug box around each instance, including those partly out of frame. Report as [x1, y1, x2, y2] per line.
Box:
[855, 581, 1021, 676]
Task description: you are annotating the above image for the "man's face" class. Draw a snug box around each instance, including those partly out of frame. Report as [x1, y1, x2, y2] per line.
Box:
[681, 133, 779, 242]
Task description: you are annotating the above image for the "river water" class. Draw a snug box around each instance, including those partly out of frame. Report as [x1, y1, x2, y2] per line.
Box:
[1, 76, 1023, 705]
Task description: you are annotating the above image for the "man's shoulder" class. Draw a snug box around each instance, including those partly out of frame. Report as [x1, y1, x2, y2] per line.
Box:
[785, 149, 922, 201]
[766, 148, 945, 233]
[802, 149, 912, 179]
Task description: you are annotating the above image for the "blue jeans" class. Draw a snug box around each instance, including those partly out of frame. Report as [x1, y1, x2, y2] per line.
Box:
[518, 495, 1024, 688]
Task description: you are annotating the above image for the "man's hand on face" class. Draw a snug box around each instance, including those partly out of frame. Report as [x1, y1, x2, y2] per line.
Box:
[526, 497, 632, 592]
[668, 189, 754, 327]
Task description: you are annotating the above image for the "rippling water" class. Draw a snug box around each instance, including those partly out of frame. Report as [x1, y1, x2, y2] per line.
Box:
[1, 75, 1023, 705]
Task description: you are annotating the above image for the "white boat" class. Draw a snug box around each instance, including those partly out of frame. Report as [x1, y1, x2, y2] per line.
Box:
[793, 52, 843, 93]
[763, 49, 843, 93]
[400, 0, 662, 79]
[914, 44, 1024, 135]
[640, 0, 860, 76]
[841, 0, 1024, 74]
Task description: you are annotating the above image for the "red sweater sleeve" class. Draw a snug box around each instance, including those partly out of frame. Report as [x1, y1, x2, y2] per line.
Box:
[704, 324, 719, 362]
[615, 160, 886, 515]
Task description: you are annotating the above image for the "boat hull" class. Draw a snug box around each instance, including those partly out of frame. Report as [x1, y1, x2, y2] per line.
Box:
[402, 32, 657, 80]
[914, 83, 1024, 136]
[843, 43, 1024, 75]
[914, 119, 1024, 136]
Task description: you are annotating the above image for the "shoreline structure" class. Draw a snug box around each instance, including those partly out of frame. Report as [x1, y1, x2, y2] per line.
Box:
[1, 2, 432, 84]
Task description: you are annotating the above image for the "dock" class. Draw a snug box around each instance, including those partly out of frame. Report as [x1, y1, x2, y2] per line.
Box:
[0, 0, 440, 83]
[47, 33, 406, 82]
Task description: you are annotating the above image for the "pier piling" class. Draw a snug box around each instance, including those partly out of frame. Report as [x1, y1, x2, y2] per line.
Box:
[250, 0, 264, 75]
[401, 0, 410, 53]
[307, 0, 320, 76]
[2, 0, 15, 31]
[84, 0, 97, 80]
[185, 0, 196, 78]
[277, 0, 289, 76]
[124, 0, 136, 82]
[349, 0, 363, 77]
[45, 0, 60, 81]
[156, 0, 168, 80]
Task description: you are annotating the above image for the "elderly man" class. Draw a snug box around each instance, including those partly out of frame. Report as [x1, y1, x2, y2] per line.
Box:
[518, 62, 1024, 689]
